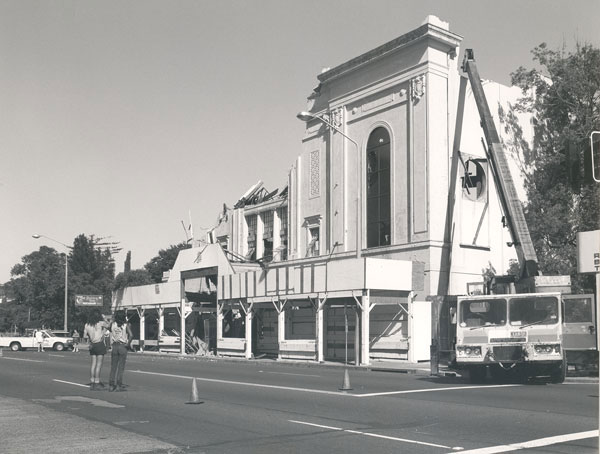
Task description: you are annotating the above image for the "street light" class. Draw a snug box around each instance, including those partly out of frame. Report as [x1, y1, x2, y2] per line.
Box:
[32, 234, 70, 331]
[296, 111, 362, 258]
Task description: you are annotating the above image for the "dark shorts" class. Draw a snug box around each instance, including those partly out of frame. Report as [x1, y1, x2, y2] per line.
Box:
[89, 341, 107, 356]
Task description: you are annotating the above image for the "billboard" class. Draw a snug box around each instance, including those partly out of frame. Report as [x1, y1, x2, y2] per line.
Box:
[75, 294, 104, 307]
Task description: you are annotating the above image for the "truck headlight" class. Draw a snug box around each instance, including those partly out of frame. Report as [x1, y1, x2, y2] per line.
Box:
[533, 344, 560, 355]
[457, 346, 482, 357]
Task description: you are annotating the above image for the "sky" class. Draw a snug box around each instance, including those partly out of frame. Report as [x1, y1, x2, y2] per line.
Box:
[1, 0, 599, 283]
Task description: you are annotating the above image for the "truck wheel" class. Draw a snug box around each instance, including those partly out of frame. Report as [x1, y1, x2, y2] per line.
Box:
[469, 366, 486, 383]
[550, 359, 566, 384]
[10, 342, 21, 352]
[53, 343, 65, 352]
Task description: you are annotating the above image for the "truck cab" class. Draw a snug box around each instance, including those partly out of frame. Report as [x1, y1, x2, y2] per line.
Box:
[456, 292, 565, 382]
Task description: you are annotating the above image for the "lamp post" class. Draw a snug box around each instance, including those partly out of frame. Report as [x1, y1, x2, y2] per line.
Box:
[296, 111, 362, 258]
[32, 234, 70, 331]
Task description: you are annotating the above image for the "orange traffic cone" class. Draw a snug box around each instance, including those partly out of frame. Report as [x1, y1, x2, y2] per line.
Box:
[339, 368, 353, 391]
[186, 377, 204, 404]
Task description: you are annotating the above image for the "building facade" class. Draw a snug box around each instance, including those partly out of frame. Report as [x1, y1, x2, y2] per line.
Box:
[114, 16, 532, 365]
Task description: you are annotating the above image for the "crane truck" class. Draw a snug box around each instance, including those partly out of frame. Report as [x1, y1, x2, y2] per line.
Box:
[451, 50, 597, 383]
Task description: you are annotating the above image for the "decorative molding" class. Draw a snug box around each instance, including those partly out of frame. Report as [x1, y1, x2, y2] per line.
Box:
[410, 74, 426, 102]
[331, 108, 343, 129]
[309, 150, 320, 198]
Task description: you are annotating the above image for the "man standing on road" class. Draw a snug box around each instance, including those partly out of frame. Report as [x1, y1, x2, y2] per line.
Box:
[108, 311, 132, 392]
[34, 329, 44, 352]
[72, 329, 80, 353]
[83, 309, 108, 391]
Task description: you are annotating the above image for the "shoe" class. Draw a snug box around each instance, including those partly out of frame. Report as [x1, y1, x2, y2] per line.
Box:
[108, 385, 116, 392]
[97, 382, 106, 388]
[115, 385, 127, 392]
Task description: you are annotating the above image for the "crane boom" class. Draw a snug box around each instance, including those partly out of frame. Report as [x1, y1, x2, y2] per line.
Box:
[462, 49, 538, 279]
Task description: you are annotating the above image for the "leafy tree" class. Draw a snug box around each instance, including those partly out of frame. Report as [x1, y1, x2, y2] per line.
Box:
[510, 42, 600, 292]
[113, 269, 153, 290]
[124, 251, 132, 273]
[5, 246, 67, 330]
[68, 234, 116, 329]
[144, 242, 190, 283]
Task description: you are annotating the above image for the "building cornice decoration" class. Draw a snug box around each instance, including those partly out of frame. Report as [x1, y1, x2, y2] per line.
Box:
[410, 75, 426, 103]
[331, 108, 343, 129]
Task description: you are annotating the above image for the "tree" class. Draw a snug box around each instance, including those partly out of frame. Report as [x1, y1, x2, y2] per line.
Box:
[510, 42, 600, 292]
[144, 242, 190, 283]
[68, 234, 116, 329]
[113, 269, 153, 290]
[5, 246, 66, 330]
[124, 251, 131, 273]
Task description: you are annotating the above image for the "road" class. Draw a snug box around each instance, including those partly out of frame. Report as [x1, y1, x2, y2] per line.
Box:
[0, 349, 597, 454]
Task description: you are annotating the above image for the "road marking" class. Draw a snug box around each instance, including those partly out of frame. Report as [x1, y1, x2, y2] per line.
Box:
[0, 356, 44, 363]
[131, 370, 523, 398]
[53, 379, 89, 388]
[33, 396, 125, 408]
[445, 430, 599, 454]
[355, 384, 521, 397]
[49, 354, 65, 357]
[259, 370, 321, 378]
[289, 419, 454, 449]
[131, 370, 350, 396]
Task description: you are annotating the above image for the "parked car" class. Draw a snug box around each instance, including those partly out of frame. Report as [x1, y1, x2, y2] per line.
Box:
[47, 330, 75, 350]
[0, 329, 74, 352]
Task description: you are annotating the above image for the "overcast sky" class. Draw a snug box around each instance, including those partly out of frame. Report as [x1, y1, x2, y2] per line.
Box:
[2, 0, 599, 282]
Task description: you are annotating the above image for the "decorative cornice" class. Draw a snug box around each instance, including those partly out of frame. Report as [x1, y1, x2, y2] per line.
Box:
[317, 23, 462, 84]
[410, 74, 426, 103]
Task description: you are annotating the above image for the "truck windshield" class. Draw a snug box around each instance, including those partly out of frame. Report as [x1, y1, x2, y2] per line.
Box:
[509, 296, 559, 326]
[459, 299, 507, 328]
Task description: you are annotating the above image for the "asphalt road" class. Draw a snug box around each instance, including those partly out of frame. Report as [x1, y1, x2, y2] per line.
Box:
[0, 350, 597, 454]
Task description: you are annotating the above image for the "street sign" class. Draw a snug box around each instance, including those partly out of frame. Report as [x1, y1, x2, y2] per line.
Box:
[75, 294, 104, 307]
[577, 230, 600, 274]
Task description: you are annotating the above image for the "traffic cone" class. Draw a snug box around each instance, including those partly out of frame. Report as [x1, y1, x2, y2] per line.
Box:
[339, 368, 353, 391]
[186, 377, 204, 404]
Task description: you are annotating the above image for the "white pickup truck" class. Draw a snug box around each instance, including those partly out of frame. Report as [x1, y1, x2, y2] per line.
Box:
[0, 330, 73, 352]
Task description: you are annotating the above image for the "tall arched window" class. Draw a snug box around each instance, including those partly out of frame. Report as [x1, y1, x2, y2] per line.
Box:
[366, 127, 391, 248]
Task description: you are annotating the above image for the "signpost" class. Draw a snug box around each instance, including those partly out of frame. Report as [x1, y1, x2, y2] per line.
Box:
[75, 295, 103, 307]
[577, 230, 600, 349]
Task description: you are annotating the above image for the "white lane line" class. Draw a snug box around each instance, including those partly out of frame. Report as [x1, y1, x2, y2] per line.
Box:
[131, 370, 349, 396]
[53, 379, 89, 388]
[356, 384, 521, 397]
[289, 419, 453, 449]
[259, 370, 321, 378]
[131, 370, 522, 398]
[49, 354, 65, 358]
[447, 429, 599, 454]
[0, 357, 44, 363]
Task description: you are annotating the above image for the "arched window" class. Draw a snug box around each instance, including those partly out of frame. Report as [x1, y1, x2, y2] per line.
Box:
[366, 127, 391, 248]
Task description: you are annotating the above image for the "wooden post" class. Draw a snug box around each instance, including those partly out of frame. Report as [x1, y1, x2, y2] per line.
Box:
[180, 299, 186, 355]
[138, 308, 145, 352]
[317, 300, 324, 363]
[360, 292, 370, 366]
[278, 304, 285, 360]
[245, 304, 253, 360]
